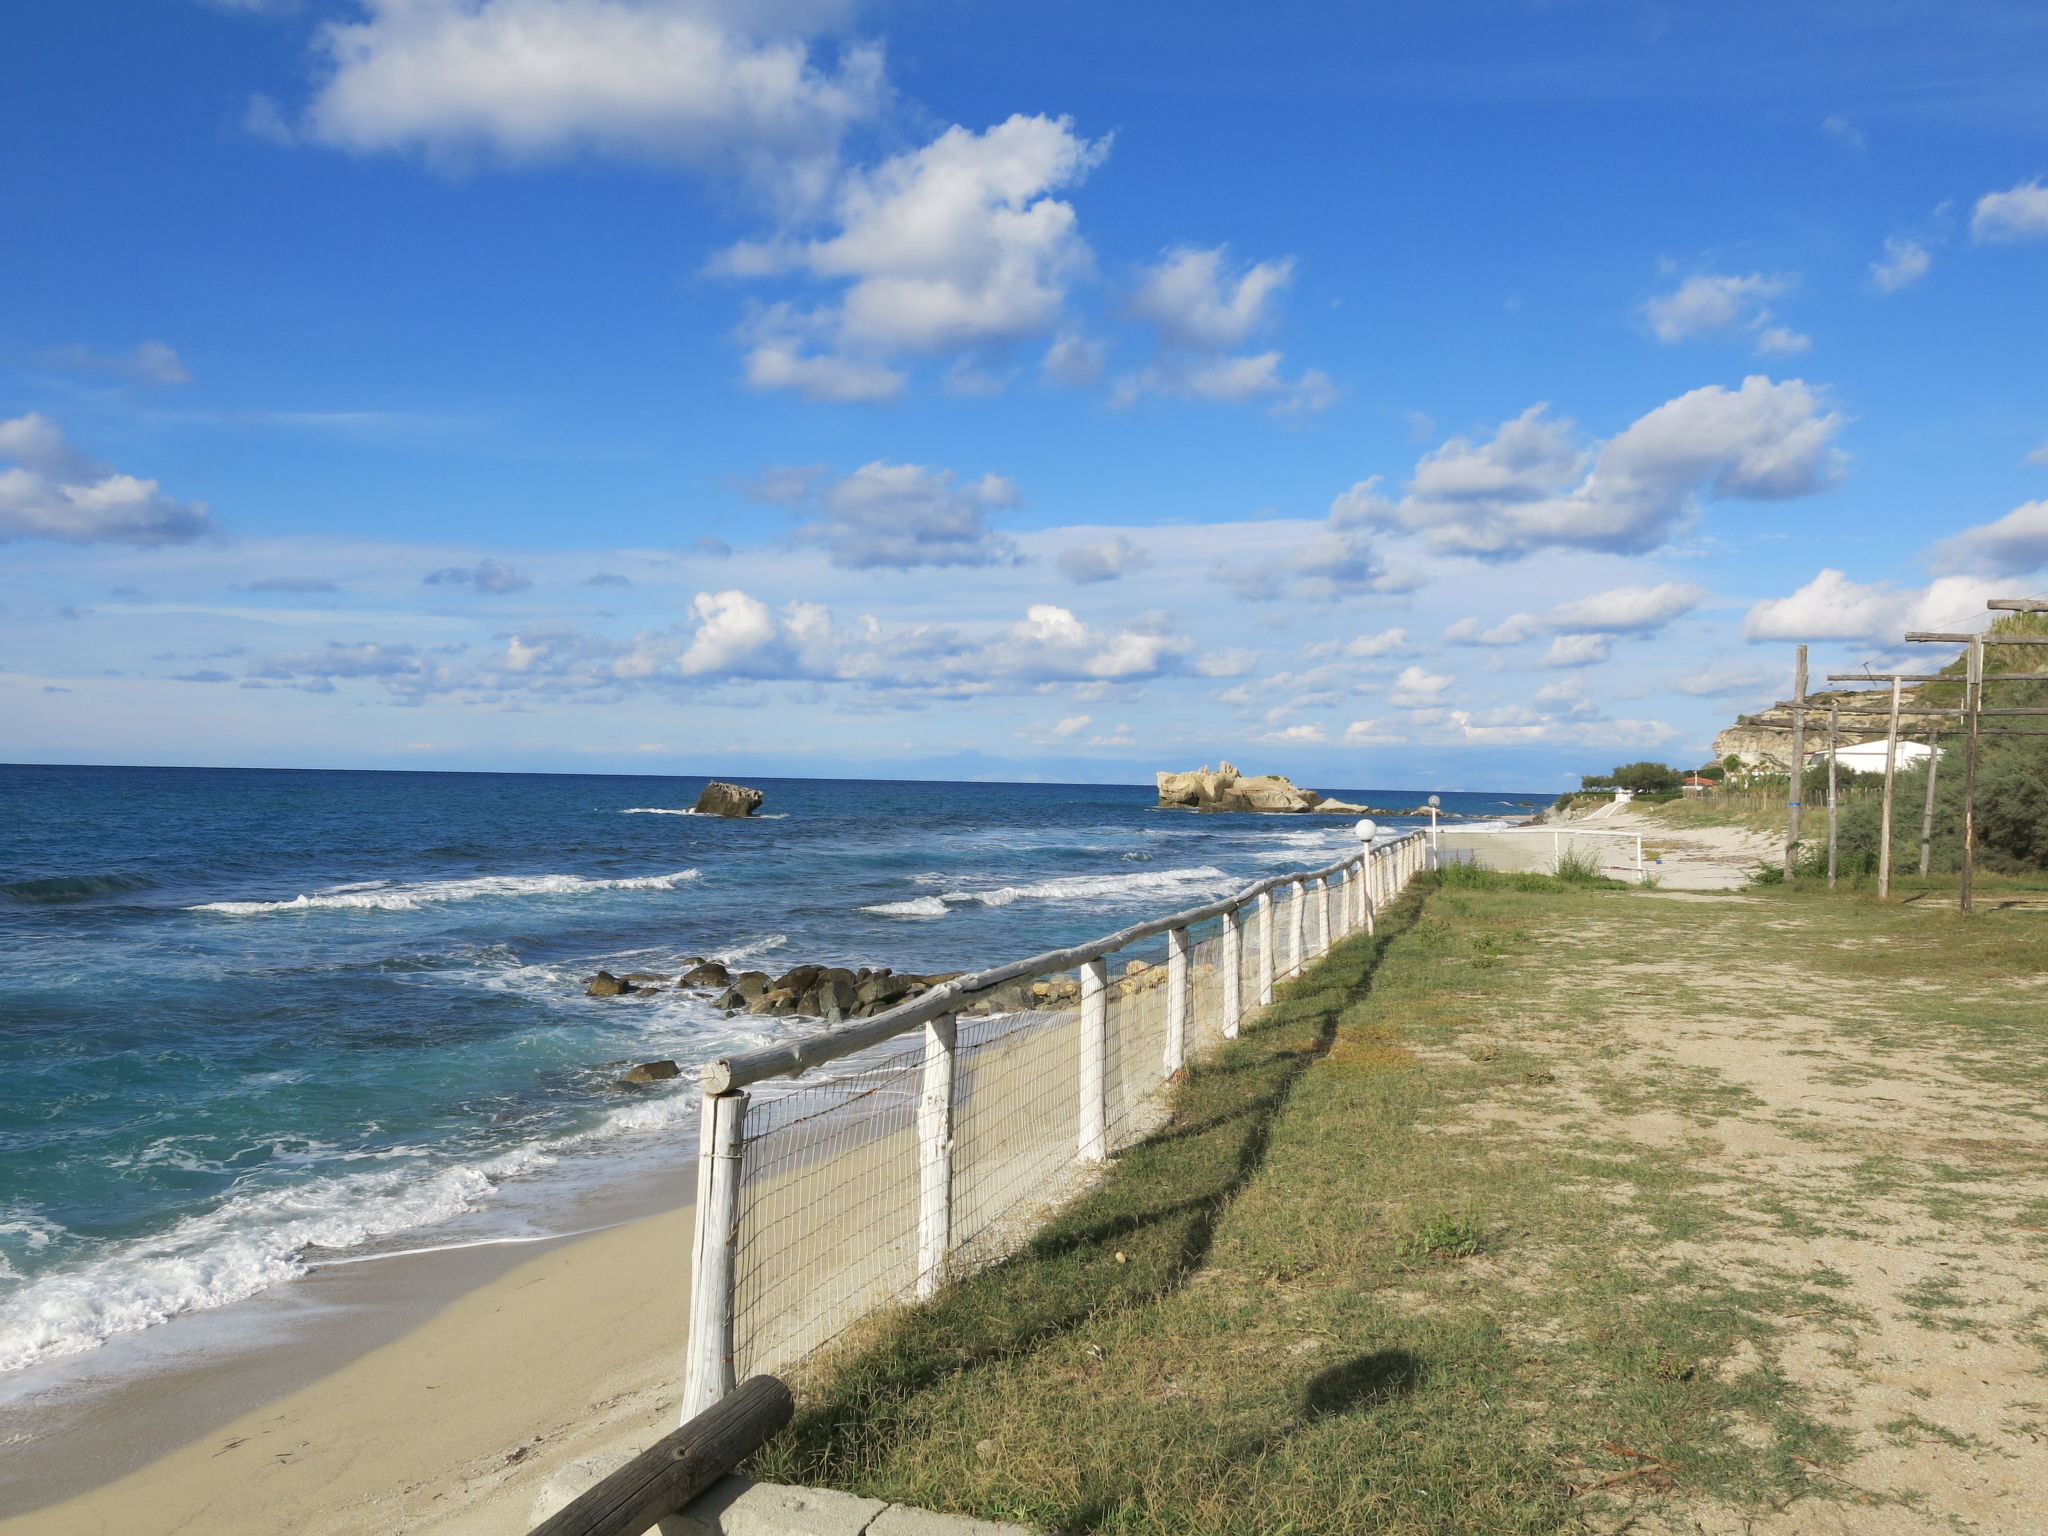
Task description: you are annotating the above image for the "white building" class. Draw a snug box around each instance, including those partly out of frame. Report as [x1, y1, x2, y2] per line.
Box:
[1814, 739, 1941, 773]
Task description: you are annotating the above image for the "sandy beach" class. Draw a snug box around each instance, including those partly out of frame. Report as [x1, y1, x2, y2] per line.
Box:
[0, 1204, 694, 1536]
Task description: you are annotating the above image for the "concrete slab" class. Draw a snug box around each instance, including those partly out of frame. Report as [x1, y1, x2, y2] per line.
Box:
[532, 1465, 1037, 1536]
[867, 1503, 1040, 1536]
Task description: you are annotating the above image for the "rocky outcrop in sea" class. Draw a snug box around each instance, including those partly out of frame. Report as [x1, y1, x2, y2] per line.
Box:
[1155, 761, 1371, 815]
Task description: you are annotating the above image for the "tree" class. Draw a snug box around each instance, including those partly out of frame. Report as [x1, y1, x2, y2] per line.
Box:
[1609, 761, 1682, 793]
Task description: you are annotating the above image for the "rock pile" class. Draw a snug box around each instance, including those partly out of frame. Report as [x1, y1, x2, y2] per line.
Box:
[1155, 762, 1371, 815]
[693, 781, 764, 817]
[580, 955, 1172, 1022]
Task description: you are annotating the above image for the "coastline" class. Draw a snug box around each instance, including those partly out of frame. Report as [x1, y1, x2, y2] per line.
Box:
[0, 1198, 694, 1536]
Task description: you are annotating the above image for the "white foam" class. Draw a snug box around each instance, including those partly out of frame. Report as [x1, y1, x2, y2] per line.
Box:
[0, 1070, 724, 1375]
[189, 870, 700, 916]
[862, 895, 953, 918]
[872, 865, 1235, 918]
[622, 809, 789, 819]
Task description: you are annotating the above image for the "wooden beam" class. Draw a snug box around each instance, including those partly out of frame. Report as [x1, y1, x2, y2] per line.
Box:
[1828, 671, 2048, 682]
[1962, 638, 1984, 914]
[1877, 677, 1903, 901]
[1907, 630, 2048, 643]
[1986, 599, 2048, 612]
[1785, 644, 1807, 878]
[527, 1375, 794, 1536]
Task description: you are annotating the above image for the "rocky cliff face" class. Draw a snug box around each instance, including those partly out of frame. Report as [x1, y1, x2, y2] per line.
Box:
[1711, 687, 1919, 771]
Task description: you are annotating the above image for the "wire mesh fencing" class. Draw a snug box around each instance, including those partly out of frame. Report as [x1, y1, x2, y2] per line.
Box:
[685, 834, 1428, 1413]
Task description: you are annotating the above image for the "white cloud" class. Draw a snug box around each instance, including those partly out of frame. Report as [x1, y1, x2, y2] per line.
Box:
[1261, 722, 1328, 745]
[302, 0, 885, 204]
[1930, 500, 2048, 577]
[1542, 581, 1707, 633]
[424, 558, 532, 593]
[0, 414, 215, 546]
[1040, 330, 1106, 389]
[1387, 664, 1452, 708]
[747, 460, 1021, 569]
[1754, 325, 1811, 356]
[1444, 614, 1536, 646]
[1128, 246, 1291, 351]
[1540, 633, 1612, 668]
[1742, 569, 1999, 642]
[41, 340, 192, 385]
[1870, 235, 1933, 294]
[1209, 522, 1402, 603]
[739, 320, 906, 401]
[1056, 534, 1149, 584]
[1335, 377, 1845, 558]
[724, 113, 1106, 391]
[1669, 664, 1772, 697]
[2027, 440, 2048, 468]
[1971, 180, 2048, 244]
[1821, 114, 1866, 152]
[1343, 627, 1414, 658]
[1051, 713, 1090, 737]
[1113, 246, 1333, 414]
[1643, 272, 1807, 356]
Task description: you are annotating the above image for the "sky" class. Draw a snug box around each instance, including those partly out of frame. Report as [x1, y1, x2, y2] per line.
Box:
[5, 0, 2048, 789]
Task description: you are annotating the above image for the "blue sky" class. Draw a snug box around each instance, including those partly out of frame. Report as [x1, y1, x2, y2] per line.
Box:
[5, 0, 2048, 788]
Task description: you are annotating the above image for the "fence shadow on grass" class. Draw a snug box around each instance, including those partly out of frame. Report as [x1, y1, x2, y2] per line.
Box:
[753, 888, 1430, 1490]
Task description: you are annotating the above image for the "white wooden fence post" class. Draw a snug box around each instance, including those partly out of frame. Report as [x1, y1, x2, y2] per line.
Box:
[916, 1012, 957, 1300]
[1221, 905, 1242, 1038]
[1256, 890, 1275, 1006]
[1288, 879, 1305, 976]
[1319, 876, 1335, 950]
[1165, 926, 1190, 1077]
[682, 1088, 748, 1420]
[1078, 959, 1108, 1162]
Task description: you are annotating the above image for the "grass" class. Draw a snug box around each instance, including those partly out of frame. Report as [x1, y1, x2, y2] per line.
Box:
[749, 871, 1912, 1533]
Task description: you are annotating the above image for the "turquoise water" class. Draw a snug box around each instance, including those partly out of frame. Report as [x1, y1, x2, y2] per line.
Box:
[0, 764, 1539, 1377]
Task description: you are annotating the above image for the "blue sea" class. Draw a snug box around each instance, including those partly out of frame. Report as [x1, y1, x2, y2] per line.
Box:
[0, 764, 1540, 1381]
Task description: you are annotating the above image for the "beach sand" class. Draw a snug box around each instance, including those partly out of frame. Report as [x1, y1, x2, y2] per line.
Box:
[0, 1205, 694, 1536]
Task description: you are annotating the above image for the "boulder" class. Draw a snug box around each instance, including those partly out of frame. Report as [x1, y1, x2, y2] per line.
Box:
[680, 960, 730, 988]
[585, 970, 636, 997]
[693, 782, 764, 818]
[615, 1059, 681, 1087]
[747, 987, 801, 1017]
[711, 971, 772, 1010]
[804, 972, 859, 1019]
[1312, 798, 1372, 814]
[1031, 977, 1082, 1006]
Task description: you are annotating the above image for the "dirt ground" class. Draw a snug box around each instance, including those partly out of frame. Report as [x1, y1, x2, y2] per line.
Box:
[1462, 887, 2048, 1534]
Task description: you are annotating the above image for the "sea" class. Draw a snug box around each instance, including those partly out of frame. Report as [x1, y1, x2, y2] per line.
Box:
[0, 764, 1541, 1387]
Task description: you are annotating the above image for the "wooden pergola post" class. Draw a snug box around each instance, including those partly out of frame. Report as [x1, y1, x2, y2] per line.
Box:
[1877, 677, 1904, 900]
[1784, 644, 1807, 878]
[1826, 703, 1840, 888]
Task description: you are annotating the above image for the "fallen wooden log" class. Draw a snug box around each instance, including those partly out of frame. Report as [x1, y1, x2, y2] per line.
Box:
[525, 1374, 793, 1536]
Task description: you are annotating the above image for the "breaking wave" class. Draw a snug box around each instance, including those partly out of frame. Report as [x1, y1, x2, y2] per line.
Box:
[864, 865, 1235, 918]
[190, 870, 700, 916]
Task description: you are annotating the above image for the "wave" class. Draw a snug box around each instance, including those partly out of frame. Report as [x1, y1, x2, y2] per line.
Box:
[866, 866, 1235, 918]
[0, 1080, 711, 1375]
[188, 870, 700, 916]
[622, 808, 790, 819]
[2, 871, 156, 905]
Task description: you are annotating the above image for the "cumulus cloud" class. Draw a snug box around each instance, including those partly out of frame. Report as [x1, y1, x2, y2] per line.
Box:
[1870, 235, 1933, 293]
[41, 340, 192, 385]
[0, 413, 215, 546]
[590, 593, 1188, 691]
[724, 113, 1105, 394]
[1540, 633, 1612, 668]
[1040, 330, 1106, 389]
[1821, 114, 1866, 152]
[424, 558, 533, 593]
[1743, 569, 1999, 642]
[746, 459, 1021, 569]
[1386, 665, 1453, 708]
[1971, 180, 2048, 244]
[250, 640, 462, 700]
[1444, 614, 1536, 647]
[1342, 627, 1414, 658]
[1930, 501, 2048, 577]
[1333, 377, 1845, 558]
[1113, 246, 1333, 414]
[300, 0, 885, 205]
[1056, 534, 1149, 584]
[1643, 272, 1810, 356]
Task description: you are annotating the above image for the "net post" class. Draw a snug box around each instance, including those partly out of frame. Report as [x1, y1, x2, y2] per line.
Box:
[1165, 925, 1190, 1077]
[1078, 959, 1108, 1162]
[1255, 890, 1275, 1006]
[1360, 853, 1376, 936]
[915, 1012, 958, 1300]
[682, 1088, 748, 1421]
[1318, 875, 1334, 949]
[1220, 904, 1243, 1038]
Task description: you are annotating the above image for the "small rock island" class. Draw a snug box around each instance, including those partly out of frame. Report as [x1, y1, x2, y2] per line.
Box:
[693, 781, 764, 817]
[1155, 762, 1370, 815]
